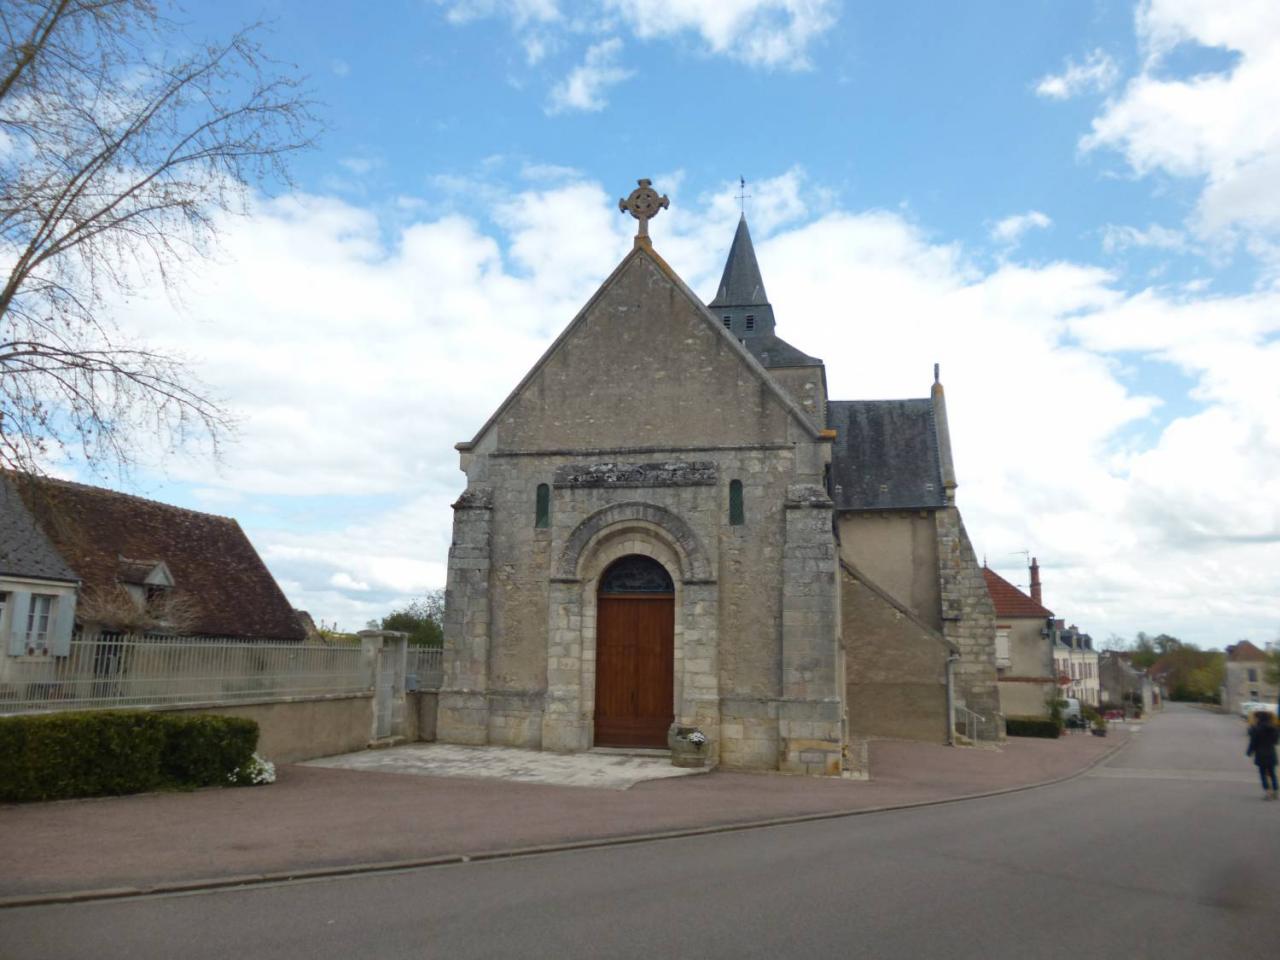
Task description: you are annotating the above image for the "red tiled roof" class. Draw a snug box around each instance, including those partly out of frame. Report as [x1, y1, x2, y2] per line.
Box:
[13, 474, 304, 641]
[1228, 640, 1268, 662]
[982, 566, 1053, 619]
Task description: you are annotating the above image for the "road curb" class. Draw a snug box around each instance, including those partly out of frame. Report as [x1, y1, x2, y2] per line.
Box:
[0, 735, 1131, 910]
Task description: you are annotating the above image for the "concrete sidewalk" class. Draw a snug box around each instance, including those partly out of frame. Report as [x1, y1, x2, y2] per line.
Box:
[0, 727, 1129, 906]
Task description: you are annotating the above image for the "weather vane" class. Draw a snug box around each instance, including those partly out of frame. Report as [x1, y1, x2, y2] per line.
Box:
[736, 175, 751, 214]
[619, 179, 669, 244]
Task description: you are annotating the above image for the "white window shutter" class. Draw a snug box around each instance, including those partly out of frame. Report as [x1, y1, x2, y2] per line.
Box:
[994, 629, 1010, 666]
[7, 590, 31, 656]
[50, 594, 76, 656]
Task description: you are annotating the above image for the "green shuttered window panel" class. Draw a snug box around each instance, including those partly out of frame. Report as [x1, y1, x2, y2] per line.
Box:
[729, 480, 745, 526]
[535, 484, 551, 529]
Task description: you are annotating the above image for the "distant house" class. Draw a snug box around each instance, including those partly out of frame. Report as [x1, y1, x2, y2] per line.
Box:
[1098, 650, 1156, 715]
[982, 559, 1055, 719]
[1, 473, 304, 660]
[1054, 622, 1100, 707]
[1222, 641, 1276, 715]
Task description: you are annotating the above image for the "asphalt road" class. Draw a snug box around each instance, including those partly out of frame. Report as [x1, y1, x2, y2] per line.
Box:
[3, 703, 1274, 960]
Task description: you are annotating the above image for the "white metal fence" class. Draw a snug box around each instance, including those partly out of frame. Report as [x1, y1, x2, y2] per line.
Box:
[406, 646, 443, 691]
[0, 635, 378, 716]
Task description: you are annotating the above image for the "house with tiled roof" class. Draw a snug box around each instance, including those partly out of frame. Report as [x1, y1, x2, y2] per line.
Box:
[0, 472, 304, 662]
[1222, 640, 1276, 715]
[982, 559, 1056, 719]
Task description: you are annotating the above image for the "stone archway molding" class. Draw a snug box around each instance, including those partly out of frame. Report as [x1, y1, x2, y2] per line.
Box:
[556, 500, 714, 583]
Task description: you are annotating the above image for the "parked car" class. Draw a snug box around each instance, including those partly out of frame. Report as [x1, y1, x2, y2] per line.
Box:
[1241, 701, 1278, 723]
[1060, 697, 1083, 728]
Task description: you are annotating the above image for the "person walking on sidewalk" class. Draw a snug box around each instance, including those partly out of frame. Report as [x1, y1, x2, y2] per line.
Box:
[1246, 710, 1279, 800]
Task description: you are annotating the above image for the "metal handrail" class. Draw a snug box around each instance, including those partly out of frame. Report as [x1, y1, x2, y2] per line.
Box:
[953, 704, 988, 743]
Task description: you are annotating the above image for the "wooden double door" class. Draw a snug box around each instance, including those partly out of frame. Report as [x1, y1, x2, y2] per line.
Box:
[593, 592, 675, 748]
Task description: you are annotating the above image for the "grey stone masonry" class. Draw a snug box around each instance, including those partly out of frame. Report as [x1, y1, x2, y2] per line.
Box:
[553, 461, 717, 488]
[437, 486, 495, 745]
[935, 505, 1004, 739]
[778, 484, 845, 776]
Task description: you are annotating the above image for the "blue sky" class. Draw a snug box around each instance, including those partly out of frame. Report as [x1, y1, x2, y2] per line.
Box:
[67, 0, 1280, 645]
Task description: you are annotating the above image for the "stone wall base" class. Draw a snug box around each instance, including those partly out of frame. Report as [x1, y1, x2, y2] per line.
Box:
[436, 690, 491, 745]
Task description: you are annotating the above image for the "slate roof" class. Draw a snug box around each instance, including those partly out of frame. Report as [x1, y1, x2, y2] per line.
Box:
[709, 215, 769, 308]
[7, 474, 304, 640]
[1228, 640, 1268, 662]
[0, 475, 80, 582]
[982, 565, 1052, 619]
[826, 399, 947, 511]
[742, 332, 823, 369]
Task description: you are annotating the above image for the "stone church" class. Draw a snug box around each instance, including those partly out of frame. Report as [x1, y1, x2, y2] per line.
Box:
[437, 180, 998, 776]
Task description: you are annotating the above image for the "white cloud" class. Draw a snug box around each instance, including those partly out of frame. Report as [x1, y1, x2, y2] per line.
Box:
[436, 0, 560, 27]
[338, 155, 378, 176]
[990, 210, 1052, 246]
[603, 0, 837, 69]
[99, 170, 1280, 644]
[546, 38, 633, 114]
[329, 572, 371, 592]
[1035, 48, 1119, 99]
[1081, 0, 1280, 244]
[436, 0, 836, 105]
[1100, 222, 1189, 254]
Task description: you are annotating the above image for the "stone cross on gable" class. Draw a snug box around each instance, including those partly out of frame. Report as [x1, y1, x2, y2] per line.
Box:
[619, 179, 669, 243]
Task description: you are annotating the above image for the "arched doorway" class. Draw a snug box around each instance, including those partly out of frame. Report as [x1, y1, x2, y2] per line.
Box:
[593, 555, 675, 748]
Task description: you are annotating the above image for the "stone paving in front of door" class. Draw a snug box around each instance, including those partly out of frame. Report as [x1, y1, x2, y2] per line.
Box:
[303, 743, 707, 790]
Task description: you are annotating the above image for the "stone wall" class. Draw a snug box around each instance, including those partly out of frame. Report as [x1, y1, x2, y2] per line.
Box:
[769, 366, 827, 429]
[935, 506, 1003, 737]
[837, 512, 941, 630]
[841, 565, 951, 743]
[169, 694, 374, 763]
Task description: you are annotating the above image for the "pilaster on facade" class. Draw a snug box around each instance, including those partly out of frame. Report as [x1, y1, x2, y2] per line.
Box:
[778, 484, 845, 775]
[437, 485, 495, 745]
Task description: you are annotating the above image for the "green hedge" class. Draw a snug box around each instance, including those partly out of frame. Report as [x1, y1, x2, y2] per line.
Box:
[0, 711, 259, 803]
[1005, 716, 1061, 739]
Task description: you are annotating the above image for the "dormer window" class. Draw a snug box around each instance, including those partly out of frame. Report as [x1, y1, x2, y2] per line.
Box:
[745, 315, 755, 331]
[722, 315, 732, 329]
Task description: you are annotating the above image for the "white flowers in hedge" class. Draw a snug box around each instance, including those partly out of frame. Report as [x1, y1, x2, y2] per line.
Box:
[231, 753, 277, 786]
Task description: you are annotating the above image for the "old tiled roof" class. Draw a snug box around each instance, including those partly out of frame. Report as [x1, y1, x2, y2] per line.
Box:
[10, 474, 304, 640]
[0, 475, 80, 582]
[827, 399, 947, 511]
[982, 566, 1053, 619]
[1228, 640, 1268, 662]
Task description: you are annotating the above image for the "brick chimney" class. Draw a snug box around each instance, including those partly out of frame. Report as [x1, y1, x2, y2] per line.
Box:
[1030, 556, 1042, 605]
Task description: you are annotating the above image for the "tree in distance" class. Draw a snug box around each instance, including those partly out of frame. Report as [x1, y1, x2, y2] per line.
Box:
[1, 0, 316, 476]
[374, 590, 446, 647]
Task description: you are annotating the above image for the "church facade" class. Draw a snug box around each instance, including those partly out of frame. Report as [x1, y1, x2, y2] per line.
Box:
[437, 182, 998, 776]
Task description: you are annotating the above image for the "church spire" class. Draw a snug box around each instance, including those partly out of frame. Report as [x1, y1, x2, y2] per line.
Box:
[708, 214, 776, 340]
[710, 215, 769, 309]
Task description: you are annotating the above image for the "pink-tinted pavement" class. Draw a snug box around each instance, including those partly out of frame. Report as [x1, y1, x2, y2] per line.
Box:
[0, 728, 1127, 904]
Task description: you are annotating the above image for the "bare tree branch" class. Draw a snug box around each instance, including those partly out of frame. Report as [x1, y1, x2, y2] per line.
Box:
[0, 0, 317, 477]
